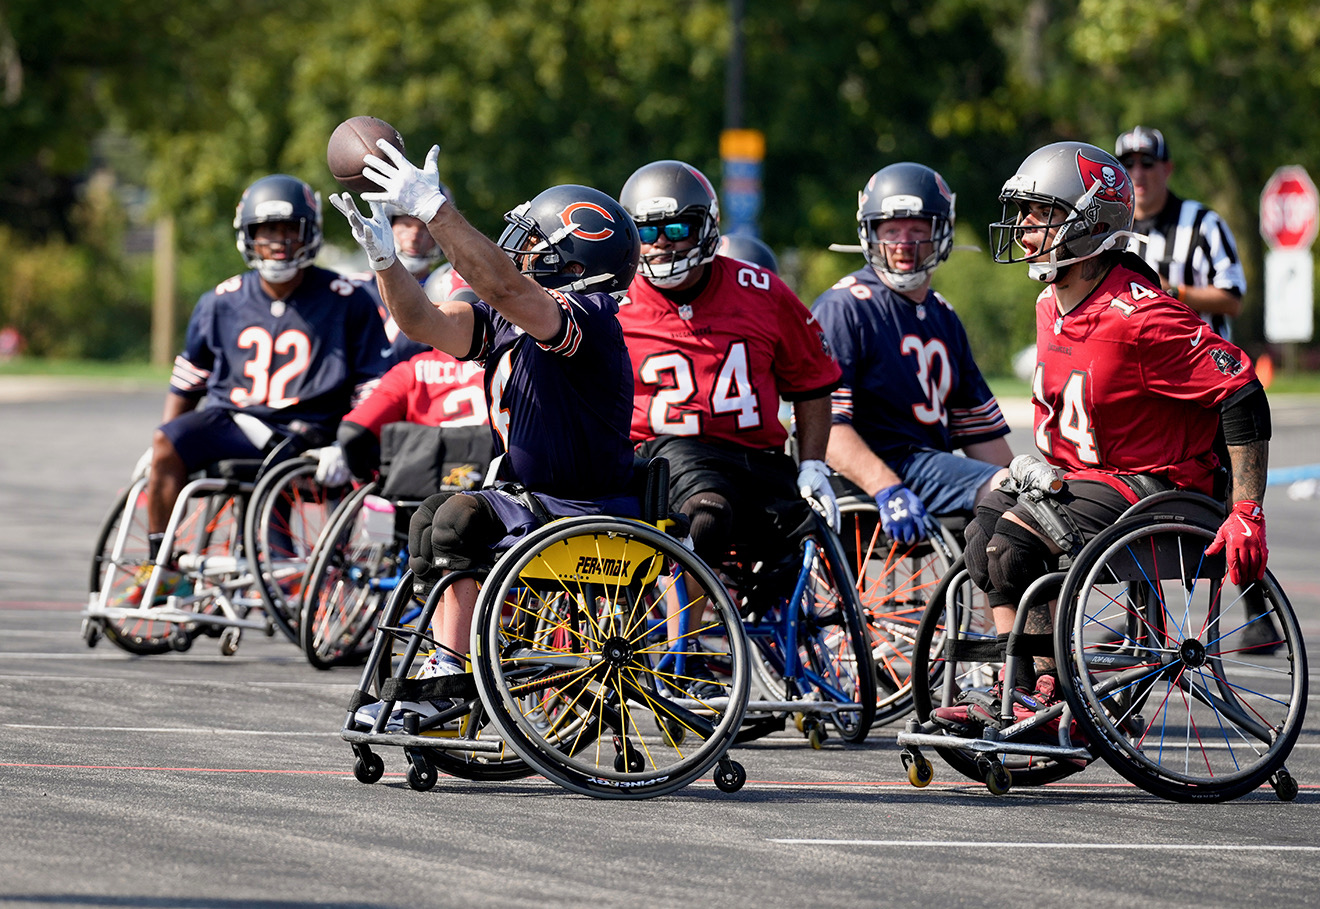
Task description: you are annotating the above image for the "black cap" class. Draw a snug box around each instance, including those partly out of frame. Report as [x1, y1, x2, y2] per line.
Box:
[1115, 125, 1169, 162]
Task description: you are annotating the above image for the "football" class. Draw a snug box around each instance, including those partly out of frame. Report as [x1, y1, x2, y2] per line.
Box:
[327, 116, 406, 193]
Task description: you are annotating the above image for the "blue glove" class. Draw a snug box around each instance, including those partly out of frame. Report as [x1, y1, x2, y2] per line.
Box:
[874, 483, 928, 545]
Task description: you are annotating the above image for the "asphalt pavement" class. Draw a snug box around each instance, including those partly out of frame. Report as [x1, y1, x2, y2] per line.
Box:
[1, 377, 1318, 909]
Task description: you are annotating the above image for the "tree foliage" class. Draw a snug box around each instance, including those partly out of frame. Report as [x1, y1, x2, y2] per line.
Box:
[3, 0, 1320, 365]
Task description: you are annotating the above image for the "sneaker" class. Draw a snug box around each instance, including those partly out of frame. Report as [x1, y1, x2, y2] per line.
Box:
[1012, 674, 1086, 745]
[679, 660, 725, 701]
[353, 653, 466, 730]
[1239, 615, 1283, 656]
[117, 565, 187, 607]
[931, 683, 1006, 735]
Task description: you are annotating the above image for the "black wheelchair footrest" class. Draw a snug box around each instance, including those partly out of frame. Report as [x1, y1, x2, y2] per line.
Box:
[381, 674, 478, 703]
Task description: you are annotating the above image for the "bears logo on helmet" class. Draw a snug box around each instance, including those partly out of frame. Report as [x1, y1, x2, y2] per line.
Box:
[558, 202, 616, 241]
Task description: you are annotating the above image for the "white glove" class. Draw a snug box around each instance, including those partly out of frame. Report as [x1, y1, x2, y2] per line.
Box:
[130, 446, 153, 483]
[797, 459, 840, 533]
[329, 194, 396, 270]
[314, 445, 351, 487]
[361, 142, 448, 222]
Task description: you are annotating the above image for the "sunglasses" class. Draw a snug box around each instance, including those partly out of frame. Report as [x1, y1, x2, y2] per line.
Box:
[1120, 154, 1159, 169]
[638, 221, 695, 244]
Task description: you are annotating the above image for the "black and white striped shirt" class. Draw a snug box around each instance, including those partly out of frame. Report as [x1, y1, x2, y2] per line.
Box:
[1127, 191, 1247, 340]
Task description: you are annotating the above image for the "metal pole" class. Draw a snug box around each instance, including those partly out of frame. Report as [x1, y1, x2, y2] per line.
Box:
[725, 0, 745, 131]
[151, 215, 176, 366]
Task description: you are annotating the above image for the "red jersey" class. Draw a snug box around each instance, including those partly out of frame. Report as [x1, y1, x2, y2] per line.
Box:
[618, 256, 840, 449]
[344, 348, 487, 435]
[1030, 261, 1256, 495]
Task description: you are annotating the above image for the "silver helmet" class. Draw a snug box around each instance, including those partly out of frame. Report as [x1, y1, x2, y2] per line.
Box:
[619, 160, 720, 288]
[856, 162, 956, 292]
[989, 141, 1134, 282]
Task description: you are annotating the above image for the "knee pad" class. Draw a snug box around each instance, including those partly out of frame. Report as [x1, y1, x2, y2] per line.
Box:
[407, 493, 451, 580]
[963, 518, 992, 593]
[985, 520, 1053, 608]
[681, 491, 733, 564]
[427, 492, 501, 573]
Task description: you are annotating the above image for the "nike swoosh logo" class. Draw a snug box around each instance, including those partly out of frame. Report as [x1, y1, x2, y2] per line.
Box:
[1191, 327, 1203, 347]
[1236, 517, 1252, 537]
[380, 347, 393, 358]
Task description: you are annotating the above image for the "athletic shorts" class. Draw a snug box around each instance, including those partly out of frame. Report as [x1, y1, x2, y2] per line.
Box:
[634, 435, 810, 551]
[972, 479, 1134, 553]
[415, 486, 640, 574]
[159, 407, 266, 473]
[899, 449, 1004, 517]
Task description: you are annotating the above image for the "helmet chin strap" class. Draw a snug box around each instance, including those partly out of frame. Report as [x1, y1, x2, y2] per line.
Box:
[255, 259, 302, 283]
[1027, 229, 1136, 283]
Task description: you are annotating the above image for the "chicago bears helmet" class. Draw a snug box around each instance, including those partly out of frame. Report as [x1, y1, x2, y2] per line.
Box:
[619, 160, 721, 288]
[496, 184, 641, 297]
[234, 174, 323, 283]
[857, 162, 956, 291]
[990, 141, 1135, 282]
[716, 233, 779, 274]
[233, 172, 323, 279]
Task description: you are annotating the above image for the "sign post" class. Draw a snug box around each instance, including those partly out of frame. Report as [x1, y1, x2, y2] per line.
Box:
[1261, 166, 1318, 349]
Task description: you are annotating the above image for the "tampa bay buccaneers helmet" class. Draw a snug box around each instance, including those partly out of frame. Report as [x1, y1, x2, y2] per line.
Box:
[496, 184, 641, 297]
[619, 160, 721, 288]
[234, 175, 323, 283]
[990, 141, 1135, 282]
[716, 233, 779, 274]
[857, 162, 956, 292]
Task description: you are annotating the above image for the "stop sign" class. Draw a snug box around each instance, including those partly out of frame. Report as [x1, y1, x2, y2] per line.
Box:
[1261, 166, 1319, 251]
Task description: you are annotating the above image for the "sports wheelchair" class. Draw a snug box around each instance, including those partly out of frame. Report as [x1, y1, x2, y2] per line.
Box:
[341, 458, 752, 799]
[298, 423, 493, 670]
[836, 485, 966, 730]
[701, 502, 878, 748]
[896, 490, 1308, 802]
[83, 419, 341, 656]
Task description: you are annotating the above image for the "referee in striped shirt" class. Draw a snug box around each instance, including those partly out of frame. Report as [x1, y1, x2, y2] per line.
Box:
[1116, 125, 1247, 341]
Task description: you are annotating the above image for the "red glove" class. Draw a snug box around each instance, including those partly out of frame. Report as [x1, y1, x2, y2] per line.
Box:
[1205, 500, 1267, 585]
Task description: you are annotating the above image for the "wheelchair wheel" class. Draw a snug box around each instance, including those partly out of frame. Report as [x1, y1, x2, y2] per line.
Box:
[300, 482, 403, 670]
[471, 516, 750, 799]
[91, 482, 243, 654]
[910, 559, 1084, 787]
[89, 484, 172, 654]
[1056, 515, 1309, 802]
[245, 457, 339, 643]
[744, 517, 877, 742]
[840, 498, 959, 727]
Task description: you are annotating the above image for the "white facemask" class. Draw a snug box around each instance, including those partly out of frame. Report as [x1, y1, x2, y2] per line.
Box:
[255, 259, 301, 283]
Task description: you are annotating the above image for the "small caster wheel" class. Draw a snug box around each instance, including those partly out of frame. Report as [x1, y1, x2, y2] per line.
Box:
[406, 754, 438, 791]
[219, 627, 241, 656]
[614, 746, 645, 774]
[713, 759, 746, 793]
[905, 755, 933, 788]
[1271, 769, 1299, 802]
[168, 628, 192, 652]
[984, 761, 1012, 795]
[802, 716, 827, 749]
[793, 712, 806, 733]
[80, 618, 101, 649]
[353, 752, 384, 784]
[656, 716, 687, 746]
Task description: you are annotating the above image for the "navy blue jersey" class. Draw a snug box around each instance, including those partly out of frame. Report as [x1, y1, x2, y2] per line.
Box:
[464, 288, 635, 499]
[811, 267, 1007, 465]
[171, 266, 390, 430]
